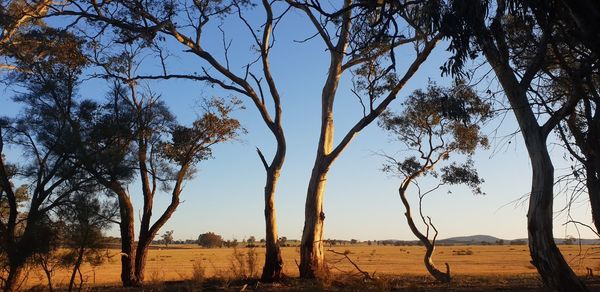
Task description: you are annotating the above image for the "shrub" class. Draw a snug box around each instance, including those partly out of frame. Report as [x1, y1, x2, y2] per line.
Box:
[229, 247, 259, 279]
[197, 232, 224, 248]
[191, 261, 206, 284]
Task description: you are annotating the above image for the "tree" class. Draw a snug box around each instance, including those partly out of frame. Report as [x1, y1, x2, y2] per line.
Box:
[436, 0, 588, 289]
[0, 27, 93, 291]
[535, 30, 600, 235]
[279, 237, 287, 247]
[285, 0, 442, 278]
[0, 0, 54, 71]
[57, 0, 290, 281]
[161, 230, 174, 248]
[247, 236, 256, 245]
[58, 192, 116, 292]
[67, 45, 243, 286]
[380, 82, 491, 282]
[198, 232, 224, 248]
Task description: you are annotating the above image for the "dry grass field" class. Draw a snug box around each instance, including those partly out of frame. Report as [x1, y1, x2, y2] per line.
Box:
[21, 244, 600, 290]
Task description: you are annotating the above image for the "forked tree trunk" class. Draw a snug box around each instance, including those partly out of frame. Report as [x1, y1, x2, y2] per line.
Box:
[423, 245, 450, 283]
[133, 165, 185, 284]
[299, 36, 343, 278]
[68, 246, 85, 292]
[295, 0, 437, 279]
[399, 186, 450, 283]
[134, 238, 152, 283]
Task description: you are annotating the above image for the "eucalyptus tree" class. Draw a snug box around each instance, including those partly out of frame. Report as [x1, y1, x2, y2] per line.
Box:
[285, 0, 442, 278]
[519, 3, 600, 235]
[435, 0, 589, 289]
[73, 62, 242, 286]
[0, 28, 93, 291]
[379, 82, 491, 282]
[54, 0, 290, 280]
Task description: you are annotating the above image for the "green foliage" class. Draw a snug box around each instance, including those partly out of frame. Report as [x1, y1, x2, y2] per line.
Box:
[440, 159, 484, 195]
[3, 27, 87, 74]
[380, 81, 491, 194]
[58, 193, 115, 252]
[0, 24, 98, 288]
[161, 97, 244, 166]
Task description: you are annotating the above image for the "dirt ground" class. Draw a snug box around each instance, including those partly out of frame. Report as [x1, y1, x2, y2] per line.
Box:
[20, 244, 600, 290]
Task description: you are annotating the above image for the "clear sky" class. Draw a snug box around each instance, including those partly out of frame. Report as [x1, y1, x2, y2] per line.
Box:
[1, 4, 595, 242]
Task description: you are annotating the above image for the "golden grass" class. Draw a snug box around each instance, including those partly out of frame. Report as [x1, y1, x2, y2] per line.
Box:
[22, 244, 600, 289]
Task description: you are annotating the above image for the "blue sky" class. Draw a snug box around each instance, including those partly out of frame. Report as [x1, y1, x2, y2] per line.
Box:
[1, 4, 595, 242]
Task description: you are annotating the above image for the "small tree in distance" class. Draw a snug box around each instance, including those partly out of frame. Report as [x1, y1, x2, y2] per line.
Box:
[380, 81, 491, 283]
[162, 231, 174, 247]
[198, 232, 224, 248]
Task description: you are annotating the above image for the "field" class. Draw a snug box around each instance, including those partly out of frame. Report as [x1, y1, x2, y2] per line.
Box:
[22, 244, 600, 290]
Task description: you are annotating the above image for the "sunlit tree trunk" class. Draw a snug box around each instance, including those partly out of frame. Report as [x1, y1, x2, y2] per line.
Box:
[260, 124, 286, 280]
[261, 166, 284, 281]
[300, 162, 331, 278]
[300, 49, 343, 277]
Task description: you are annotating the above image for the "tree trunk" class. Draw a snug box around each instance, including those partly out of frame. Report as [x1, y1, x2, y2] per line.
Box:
[477, 27, 587, 290]
[3, 262, 22, 292]
[424, 245, 450, 283]
[41, 264, 54, 292]
[527, 140, 588, 291]
[117, 195, 137, 287]
[586, 162, 600, 233]
[299, 162, 330, 278]
[261, 168, 284, 281]
[565, 100, 600, 234]
[68, 246, 85, 292]
[399, 186, 450, 283]
[299, 45, 341, 278]
[134, 237, 152, 283]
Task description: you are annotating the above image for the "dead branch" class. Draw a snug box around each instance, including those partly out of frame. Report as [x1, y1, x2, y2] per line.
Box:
[327, 249, 373, 281]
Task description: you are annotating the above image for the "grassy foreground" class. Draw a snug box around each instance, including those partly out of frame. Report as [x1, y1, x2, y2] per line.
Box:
[22, 244, 600, 290]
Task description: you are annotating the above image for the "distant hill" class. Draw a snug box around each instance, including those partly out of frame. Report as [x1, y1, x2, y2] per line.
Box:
[440, 235, 503, 244]
[435, 235, 600, 245]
